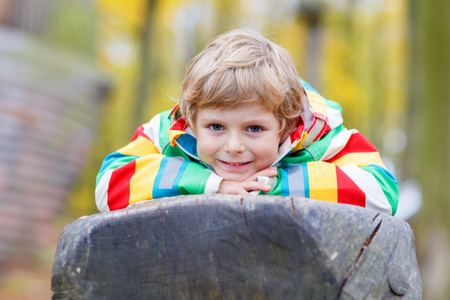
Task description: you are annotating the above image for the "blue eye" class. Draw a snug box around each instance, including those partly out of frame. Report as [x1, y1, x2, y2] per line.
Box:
[248, 126, 262, 133]
[210, 124, 223, 131]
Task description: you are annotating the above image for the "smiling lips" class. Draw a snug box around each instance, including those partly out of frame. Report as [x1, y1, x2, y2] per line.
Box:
[218, 160, 251, 166]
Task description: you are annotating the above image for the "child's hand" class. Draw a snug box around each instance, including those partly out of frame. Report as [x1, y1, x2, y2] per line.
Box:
[217, 167, 277, 195]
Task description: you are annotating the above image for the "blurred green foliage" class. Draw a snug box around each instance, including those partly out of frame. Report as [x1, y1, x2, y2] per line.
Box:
[51, 1, 96, 55]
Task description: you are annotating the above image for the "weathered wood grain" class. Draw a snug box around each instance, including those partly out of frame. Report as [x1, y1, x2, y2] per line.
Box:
[52, 195, 422, 299]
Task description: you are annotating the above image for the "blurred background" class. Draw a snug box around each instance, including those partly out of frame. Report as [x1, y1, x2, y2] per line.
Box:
[0, 0, 448, 299]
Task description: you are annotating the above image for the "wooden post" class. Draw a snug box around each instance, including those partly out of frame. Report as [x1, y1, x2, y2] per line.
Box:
[52, 195, 421, 299]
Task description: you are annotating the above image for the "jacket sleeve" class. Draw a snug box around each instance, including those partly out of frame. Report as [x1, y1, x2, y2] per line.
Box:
[95, 120, 223, 212]
[268, 128, 399, 216]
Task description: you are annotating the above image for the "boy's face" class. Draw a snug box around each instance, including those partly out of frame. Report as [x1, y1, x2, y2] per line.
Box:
[194, 103, 286, 182]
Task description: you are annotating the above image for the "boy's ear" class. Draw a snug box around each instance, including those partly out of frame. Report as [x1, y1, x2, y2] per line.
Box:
[280, 129, 291, 142]
[280, 120, 297, 141]
[189, 122, 197, 136]
[188, 119, 201, 138]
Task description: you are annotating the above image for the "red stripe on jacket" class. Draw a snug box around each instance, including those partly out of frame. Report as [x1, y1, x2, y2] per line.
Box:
[107, 160, 136, 210]
[335, 165, 366, 207]
[130, 125, 148, 142]
[327, 132, 378, 163]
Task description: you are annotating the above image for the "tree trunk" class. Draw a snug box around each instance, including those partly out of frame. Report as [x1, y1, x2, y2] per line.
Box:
[52, 195, 421, 299]
[405, 0, 450, 297]
[406, 0, 450, 216]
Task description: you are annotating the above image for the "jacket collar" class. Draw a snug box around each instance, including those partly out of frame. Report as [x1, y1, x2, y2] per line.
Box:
[168, 105, 188, 147]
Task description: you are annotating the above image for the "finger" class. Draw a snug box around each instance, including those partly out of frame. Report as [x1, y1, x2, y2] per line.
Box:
[242, 181, 272, 192]
[246, 167, 278, 181]
[218, 181, 250, 195]
[226, 187, 250, 195]
[264, 167, 278, 177]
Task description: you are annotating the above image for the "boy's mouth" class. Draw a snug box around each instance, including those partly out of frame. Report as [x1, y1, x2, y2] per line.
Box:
[218, 160, 251, 166]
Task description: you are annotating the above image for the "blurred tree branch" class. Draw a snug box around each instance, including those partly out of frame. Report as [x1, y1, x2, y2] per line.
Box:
[134, 0, 157, 132]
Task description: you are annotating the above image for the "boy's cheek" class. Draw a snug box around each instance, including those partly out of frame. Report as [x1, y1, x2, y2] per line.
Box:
[197, 141, 216, 160]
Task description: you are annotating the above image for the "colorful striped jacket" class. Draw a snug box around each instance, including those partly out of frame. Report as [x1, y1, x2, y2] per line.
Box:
[95, 80, 399, 215]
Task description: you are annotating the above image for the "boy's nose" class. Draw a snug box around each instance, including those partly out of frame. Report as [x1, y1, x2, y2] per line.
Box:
[224, 135, 246, 154]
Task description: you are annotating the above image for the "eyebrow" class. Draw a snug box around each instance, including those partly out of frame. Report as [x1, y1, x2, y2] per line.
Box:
[241, 117, 274, 124]
[199, 117, 269, 125]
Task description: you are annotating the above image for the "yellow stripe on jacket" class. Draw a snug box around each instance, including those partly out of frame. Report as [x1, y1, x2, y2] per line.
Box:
[307, 162, 338, 203]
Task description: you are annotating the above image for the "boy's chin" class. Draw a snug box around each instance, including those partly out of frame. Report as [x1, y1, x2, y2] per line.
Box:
[218, 172, 248, 182]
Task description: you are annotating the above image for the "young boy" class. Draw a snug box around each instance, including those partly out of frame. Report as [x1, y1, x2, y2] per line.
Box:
[95, 28, 399, 216]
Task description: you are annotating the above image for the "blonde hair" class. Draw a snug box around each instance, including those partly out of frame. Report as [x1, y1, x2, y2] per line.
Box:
[179, 28, 305, 132]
